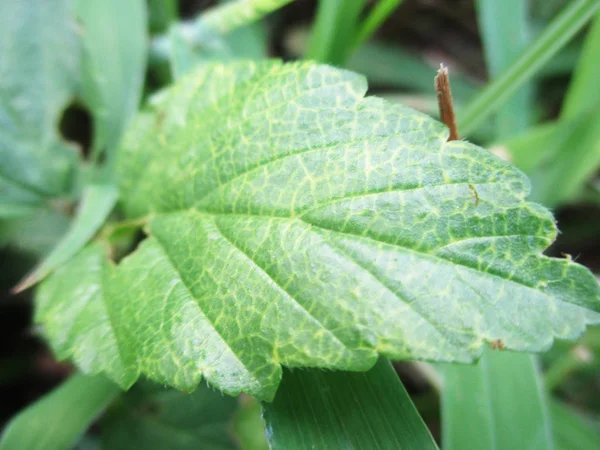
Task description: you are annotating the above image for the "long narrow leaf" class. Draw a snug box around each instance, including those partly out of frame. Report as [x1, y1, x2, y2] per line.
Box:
[14, 184, 117, 292]
[354, 0, 402, 50]
[306, 0, 367, 65]
[476, 0, 532, 138]
[561, 12, 600, 118]
[551, 400, 600, 450]
[459, 0, 600, 136]
[262, 358, 438, 449]
[0, 374, 120, 450]
[442, 351, 554, 450]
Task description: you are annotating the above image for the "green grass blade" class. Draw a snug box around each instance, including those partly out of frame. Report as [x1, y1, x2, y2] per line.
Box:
[14, 184, 117, 292]
[233, 396, 269, 450]
[306, 0, 367, 65]
[354, 0, 402, 50]
[0, 374, 120, 450]
[442, 351, 554, 450]
[476, 0, 532, 138]
[562, 12, 600, 118]
[262, 358, 438, 449]
[551, 400, 600, 449]
[504, 13, 600, 206]
[149, 0, 179, 33]
[459, 0, 600, 136]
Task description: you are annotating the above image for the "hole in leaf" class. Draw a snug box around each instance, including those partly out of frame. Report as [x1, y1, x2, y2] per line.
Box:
[110, 227, 146, 264]
[58, 101, 94, 158]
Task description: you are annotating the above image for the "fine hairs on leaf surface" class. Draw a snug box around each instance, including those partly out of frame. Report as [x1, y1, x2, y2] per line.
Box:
[35, 60, 600, 402]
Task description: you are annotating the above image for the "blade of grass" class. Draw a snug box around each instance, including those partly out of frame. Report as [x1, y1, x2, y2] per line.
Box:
[13, 184, 117, 292]
[233, 396, 269, 450]
[561, 11, 600, 118]
[353, 0, 403, 50]
[528, 105, 600, 205]
[550, 400, 600, 450]
[262, 358, 438, 449]
[459, 0, 600, 136]
[510, 12, 600, 206]
[0, 373, 120, 450]
[442, 351, 554, 450]
[148, 0, 179, 33]
[306, 0, 367, 65]
[476, 0, 532, 138]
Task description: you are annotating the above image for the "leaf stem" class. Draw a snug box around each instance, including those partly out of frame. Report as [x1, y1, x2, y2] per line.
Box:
[459, 0, 600, 136]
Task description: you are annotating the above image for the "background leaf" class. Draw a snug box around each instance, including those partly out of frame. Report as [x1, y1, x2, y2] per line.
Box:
[0, 374, 119, 450]
[442, 351, 554, 450]
[262, 358, 438, 449]
[0, 0, 80, 206]
[550, 400, 600, 450]
[102, 379, 238, 450]
[14, 184, 117, 292]
[37, 61, 600, 401]
[475, 0, 532, 138]
[76, 0, 148, 167]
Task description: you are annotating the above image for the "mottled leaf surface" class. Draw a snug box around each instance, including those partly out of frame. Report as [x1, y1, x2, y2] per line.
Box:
[36, 61, 600, 401]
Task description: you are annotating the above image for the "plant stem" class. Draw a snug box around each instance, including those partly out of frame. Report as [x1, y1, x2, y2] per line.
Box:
[435, 65, 459, 141]
[459, 0, 600, 136]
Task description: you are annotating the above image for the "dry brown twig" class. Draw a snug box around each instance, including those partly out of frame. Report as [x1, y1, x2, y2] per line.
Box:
[435, 64, 459, 141]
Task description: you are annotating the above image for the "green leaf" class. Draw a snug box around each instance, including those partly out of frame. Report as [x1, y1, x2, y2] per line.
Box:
[262, 358, 438, 449]
[504, 13, 600, 207]
[442, 351, 554, 450]
[306, 0, 367, 65]
[476, 0, 532, 138]
[102, 379, 238, 450]
[0, 0, 79, 203]
[149, 0, 179, 34]
[551, 400, 600, 450]
[233, 396, 269, 450]
[76, 0, 148, 166]
[0, 373, 119, 450]
[459, 0, 600, 136]
[0, 207, 70, 258]
[14, 184, 117, 292]
[561, 12, 600, 119]
[35, 243, 134, 387]
[37, 61, 600, 401]
[167, 18, 267, 79]
[354, 0, 403, 50]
